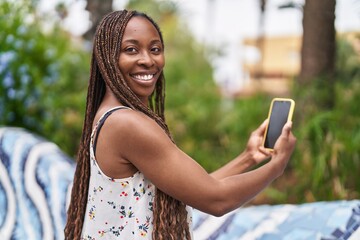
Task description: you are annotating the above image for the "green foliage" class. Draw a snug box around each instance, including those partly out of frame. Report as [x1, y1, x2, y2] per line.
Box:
[0, 0, 89, 156]
[203, 95, 271, 171]
[336, 36, 360, 84]
[288, 35, 360, 202]
[127, 0, 178, 19]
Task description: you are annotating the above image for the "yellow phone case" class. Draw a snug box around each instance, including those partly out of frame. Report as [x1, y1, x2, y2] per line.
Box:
[262, 98, 295, 150]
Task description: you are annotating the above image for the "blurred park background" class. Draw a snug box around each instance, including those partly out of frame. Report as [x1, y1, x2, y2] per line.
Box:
[0, 0, 359, 205]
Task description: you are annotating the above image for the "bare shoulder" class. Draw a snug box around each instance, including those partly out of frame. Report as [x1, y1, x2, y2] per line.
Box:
[104, 108, 165, 136]
[101, 108, 173, 154]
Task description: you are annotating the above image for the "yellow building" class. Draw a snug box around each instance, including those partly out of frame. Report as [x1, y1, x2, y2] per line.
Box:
[239, 32, 359, 97]
[240, 35, 301, 96]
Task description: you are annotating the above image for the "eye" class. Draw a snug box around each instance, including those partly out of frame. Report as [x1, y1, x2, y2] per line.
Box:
[124, 47, 138, 54]
[151, 46, 163, 54]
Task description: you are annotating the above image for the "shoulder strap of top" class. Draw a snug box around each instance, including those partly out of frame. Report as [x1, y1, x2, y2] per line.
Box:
[92, 106, 130, 155]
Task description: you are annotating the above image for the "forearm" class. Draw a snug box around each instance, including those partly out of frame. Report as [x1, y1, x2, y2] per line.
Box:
[214, 161, 279, 215]
[209, 123, 296, 215]
[210, 151, 255, 179]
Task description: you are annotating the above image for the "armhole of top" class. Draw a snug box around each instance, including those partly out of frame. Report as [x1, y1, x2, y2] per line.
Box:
[93, 106, 129, 156]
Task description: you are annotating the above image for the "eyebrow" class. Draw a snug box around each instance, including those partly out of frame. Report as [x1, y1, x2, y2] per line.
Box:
[121, 39, 162, 45]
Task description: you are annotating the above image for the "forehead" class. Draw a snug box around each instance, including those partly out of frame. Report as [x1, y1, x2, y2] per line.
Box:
[122, 16, 161, 42]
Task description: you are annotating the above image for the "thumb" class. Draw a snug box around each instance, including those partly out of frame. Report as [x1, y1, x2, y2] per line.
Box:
[255, 119, 269, 135]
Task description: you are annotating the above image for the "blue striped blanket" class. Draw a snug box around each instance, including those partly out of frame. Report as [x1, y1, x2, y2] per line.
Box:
[0, 127, 359, 240]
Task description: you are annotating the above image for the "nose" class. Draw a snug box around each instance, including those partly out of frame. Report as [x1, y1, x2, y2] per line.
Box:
[137, 51, 154, 67]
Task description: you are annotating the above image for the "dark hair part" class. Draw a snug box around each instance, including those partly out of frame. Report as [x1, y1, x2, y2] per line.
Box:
[64, 10, 191, 240]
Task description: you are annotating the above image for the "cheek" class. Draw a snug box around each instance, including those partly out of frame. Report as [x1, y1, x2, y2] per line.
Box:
[118, 58, 124, 71]
[157, 55, 165, 69]
[118, 58, 127, 72]
[118, 58, 131, 74]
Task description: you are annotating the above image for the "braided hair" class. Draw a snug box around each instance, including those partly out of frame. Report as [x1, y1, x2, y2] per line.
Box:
[64, 10, 191, 240]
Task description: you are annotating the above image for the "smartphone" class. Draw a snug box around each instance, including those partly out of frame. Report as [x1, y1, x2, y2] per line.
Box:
[263, 98, 295, 150]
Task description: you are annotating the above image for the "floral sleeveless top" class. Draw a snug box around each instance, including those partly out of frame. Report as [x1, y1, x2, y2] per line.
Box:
[81, 107, 193, 239]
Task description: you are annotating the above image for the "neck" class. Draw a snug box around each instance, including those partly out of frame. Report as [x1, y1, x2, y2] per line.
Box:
[102, 87, 149, 109]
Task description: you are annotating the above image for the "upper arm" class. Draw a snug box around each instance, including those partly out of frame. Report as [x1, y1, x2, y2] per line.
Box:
[108, 110, 224, 213]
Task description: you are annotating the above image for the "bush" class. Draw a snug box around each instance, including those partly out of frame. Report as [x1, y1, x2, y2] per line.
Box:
[0, 0, 89, 157]
[287, 35, 360, 202]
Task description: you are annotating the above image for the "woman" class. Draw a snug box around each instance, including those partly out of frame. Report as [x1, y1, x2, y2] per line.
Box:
[64, 10, 296, 240]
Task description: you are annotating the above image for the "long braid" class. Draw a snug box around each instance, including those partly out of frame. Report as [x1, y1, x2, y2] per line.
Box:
[64, 46, 107, 239]
[65, 10, 191, 239]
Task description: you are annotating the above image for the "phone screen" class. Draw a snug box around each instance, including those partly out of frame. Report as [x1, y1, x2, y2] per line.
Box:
[264, 100, 291, 149]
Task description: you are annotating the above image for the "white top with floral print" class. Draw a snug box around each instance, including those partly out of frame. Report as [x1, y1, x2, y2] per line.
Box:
[81, 107, 193, 239]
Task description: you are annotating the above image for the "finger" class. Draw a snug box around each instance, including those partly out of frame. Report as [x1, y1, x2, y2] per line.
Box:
[285, 121, 293, 131]
[258, 146, 272, 156]
[281, 121, 293, 138]
[261, 119, 269, 128]
[255, 119, 269, 135]
[288, 130, 297, 143]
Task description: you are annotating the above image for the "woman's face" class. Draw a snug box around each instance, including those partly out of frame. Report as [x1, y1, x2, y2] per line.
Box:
[119, 16, 165, 105]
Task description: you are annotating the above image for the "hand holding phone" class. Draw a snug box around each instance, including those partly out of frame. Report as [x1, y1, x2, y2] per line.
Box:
[263, 98, 295, 150]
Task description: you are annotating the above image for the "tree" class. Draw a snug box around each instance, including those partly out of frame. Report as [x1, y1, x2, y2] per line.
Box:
[299, 0, 336, 109]
[277, 0, 336, 109]
[83, 0, 113, 40]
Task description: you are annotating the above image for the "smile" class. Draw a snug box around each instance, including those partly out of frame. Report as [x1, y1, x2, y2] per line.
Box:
[131, 74, 154, 81]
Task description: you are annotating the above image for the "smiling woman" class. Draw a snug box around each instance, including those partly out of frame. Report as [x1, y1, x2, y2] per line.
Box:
[118, 16, 165, 104]
[64, 9, 296, 240]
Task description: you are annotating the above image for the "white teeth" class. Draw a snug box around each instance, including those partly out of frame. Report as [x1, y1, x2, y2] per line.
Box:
[133, 74, 153, 81]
